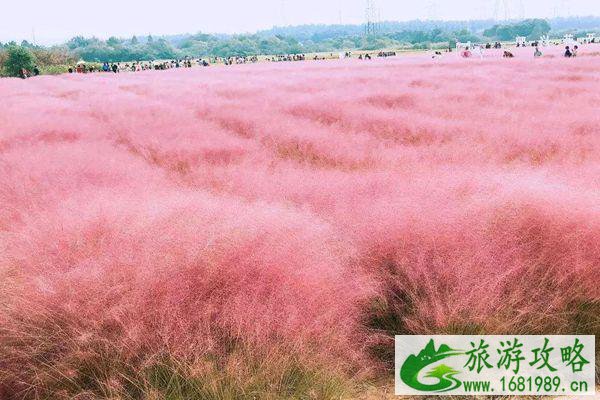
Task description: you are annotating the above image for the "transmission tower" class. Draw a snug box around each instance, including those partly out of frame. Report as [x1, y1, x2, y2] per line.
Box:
[426, 1, 439, 21]
[280, 0, 288, 26]
[493, 0, 527, 21]
[365, 0, 379, 36]
[494, 0, 511, 20]
[518, 0, 525, 19]
[561, 0, 571, 16]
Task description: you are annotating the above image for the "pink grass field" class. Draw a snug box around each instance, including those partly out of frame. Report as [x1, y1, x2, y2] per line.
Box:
[1, 45, 599, 398]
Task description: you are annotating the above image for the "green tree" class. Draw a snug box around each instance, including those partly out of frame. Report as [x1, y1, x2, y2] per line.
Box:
[484, 19, 550, 41]
[107, 36, 122, 47]
[3, 46, 36, 77]
[66, 36, 91, 49]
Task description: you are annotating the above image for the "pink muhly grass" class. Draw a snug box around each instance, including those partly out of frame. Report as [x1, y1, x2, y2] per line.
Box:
[1, 45, 599, 397]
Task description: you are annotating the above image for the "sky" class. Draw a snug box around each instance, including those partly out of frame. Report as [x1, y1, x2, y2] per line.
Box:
[2, 0, 600, 45]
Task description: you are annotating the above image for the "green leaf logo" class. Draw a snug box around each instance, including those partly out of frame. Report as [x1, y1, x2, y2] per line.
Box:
[400, 339, 464, 392]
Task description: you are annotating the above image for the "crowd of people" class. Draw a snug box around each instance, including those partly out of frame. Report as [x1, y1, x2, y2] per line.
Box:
[268, 54, 306, 62]
[15, 38, 596, 79]
[454, 40, 586, 60]
[66, 57, 212, 74]
[63, 54, 310, 74]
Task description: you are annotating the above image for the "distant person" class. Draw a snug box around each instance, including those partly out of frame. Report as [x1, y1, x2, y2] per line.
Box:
[564, 46, 572, 58]
[503, 50, 514, 58]
[68, 67, 74, 74]
[33, 66, 40, 76]
[572, 45, 579, 57]
[534, 47, 543, 57]
[112, 63, 118, 73]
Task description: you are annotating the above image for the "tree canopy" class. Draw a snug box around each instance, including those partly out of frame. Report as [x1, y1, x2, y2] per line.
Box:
[2, 46, 36, 77]
[1, 16, 599, 69]
[48, 27, 491, 62]
[483, 19, 551, 40]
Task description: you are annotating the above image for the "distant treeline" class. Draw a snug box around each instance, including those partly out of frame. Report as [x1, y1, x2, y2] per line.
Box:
[1, 16, 600, 68]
